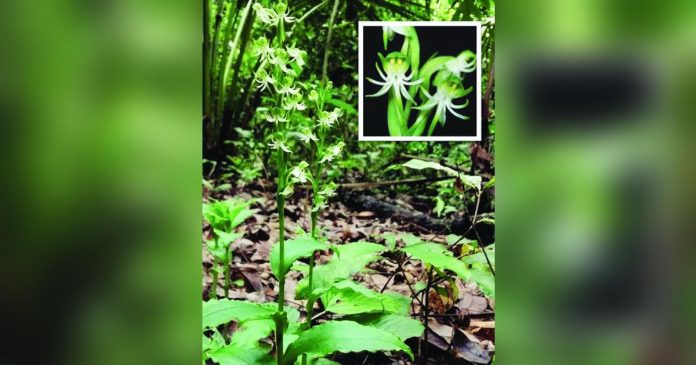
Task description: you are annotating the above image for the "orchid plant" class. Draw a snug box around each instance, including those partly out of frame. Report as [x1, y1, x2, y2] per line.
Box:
[366, 26, 476, 137]
[202, 4, 417, 365]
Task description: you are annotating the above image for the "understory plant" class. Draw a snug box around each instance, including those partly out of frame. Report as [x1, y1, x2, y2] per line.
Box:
[203, 199, 256, 299]
[367, 26, 476, 136]
[202, 3, 422, 365]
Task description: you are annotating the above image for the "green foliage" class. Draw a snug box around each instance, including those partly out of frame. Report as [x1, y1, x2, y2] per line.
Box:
[321, 280, 410, 315]
[400, 242, 470, 280]
[349, 313, 425, 341]
[295, 242, 385, 300]
[270, 235, 327, 278]
[283, 321, 414, 364]
[202, 299, 277, 329]
[209, 345, 275, 365]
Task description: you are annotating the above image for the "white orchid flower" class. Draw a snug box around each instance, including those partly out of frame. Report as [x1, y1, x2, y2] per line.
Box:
[282, 92, 305, 111]
[294, 128, 318, 144]
[268, 137, 291, 153]
[320, 142, 345, 163]
[289, 161, 310, 184]
[254, 68, 275, 92]
[367, 52, 422, 103]
[253, 4, 278, 24]
[263, 110, 289, 124]
[272, 2, 295, 23]
[317, 108, 342, 128]
[275, 76, 300, 95]
[269, 48, 293, 74]
[255, 37, 274, 62]
[253, 3, 294, 25]
[414, 78, 472, 123]
[445, 51, 476, 79]
[286, 47, 306, 68]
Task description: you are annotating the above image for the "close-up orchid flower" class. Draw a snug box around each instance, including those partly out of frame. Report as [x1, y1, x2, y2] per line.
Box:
[367, 52, 422, 103]
[416, 78, 473, 123]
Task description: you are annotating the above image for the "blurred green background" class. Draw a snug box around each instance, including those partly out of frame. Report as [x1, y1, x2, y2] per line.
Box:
[0, 1, 200, 364]
[2, 0, 696, 364]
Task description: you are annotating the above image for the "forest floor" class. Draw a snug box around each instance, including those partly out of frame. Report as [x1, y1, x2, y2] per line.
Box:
[203, 182, 495, 364]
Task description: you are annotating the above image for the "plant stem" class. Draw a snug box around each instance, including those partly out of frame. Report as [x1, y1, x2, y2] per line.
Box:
[224, 251, 231, 298]
[321, 0, 341, 85]
[426, 112, 441, 136]
[276, 151, 287, 365]
[210, 268, 218, 300]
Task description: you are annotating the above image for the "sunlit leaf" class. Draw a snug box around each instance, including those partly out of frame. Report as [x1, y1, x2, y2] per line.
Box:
[283, 321, 413, 364]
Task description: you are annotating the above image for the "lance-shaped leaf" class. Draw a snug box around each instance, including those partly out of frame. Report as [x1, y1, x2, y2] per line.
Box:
[209, 344, 274, 365]
[400, 242, 470, 280]
[321, 280, 410, 315]
[283, 320, 414, 364]
[295, 242, 385, 299]
[202, 299, 276, 329]
[349, 313, 425, 341]
[270, 235, 327, 278]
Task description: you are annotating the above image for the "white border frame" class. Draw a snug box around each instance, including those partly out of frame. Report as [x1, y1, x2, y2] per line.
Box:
[358, 21, 482, 142]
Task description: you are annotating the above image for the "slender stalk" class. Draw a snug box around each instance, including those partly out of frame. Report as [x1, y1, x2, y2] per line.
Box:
[276, 151, 287, 365]
[224, 251, 231, 298]
[210, 268, 218, 300]
[321, 0, 341, 84]
[426, 112, 441, 136]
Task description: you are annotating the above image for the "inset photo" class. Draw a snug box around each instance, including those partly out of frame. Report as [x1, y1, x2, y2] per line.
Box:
[359, 21, 481, 141]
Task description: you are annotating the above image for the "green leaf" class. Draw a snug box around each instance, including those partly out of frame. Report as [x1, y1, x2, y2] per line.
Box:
[296, 242, 385, 299]
[209, 344, 274, 365]
[434, 197, 445, 217]
[283, 321, 413, 364]
[381, 232, 397, 251]
[402, 159, 482, 190]
[214, 229, 243, 247]
[203, 199, 256, 231]
[313, 359, 341, 365]
[270, 235, 327, 279]
[350, 313, 424, 341]
[228, 318, 274, 349]
[325, 98, 357, 115]
[321, 280, 410, 315]
[470, 268, 495, 300]
[202, 299, 276, 329]
[462, 244, 495, 267]
[399, 233, 422, 246]
[400, 242, 470, 280]
[403, 159, 457, 176]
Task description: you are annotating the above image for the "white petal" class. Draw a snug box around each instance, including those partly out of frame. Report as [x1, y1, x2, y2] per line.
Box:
[449, 99, 469, 109]
[447, 104, 469, 120]
[375, 62, 388, 80]
[403, 78, 423, 86]
[367, 84, 392, 98]
[366, 77, 388, 86]
[413, 99, 438, 110]
[400, 84, 416, 103]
